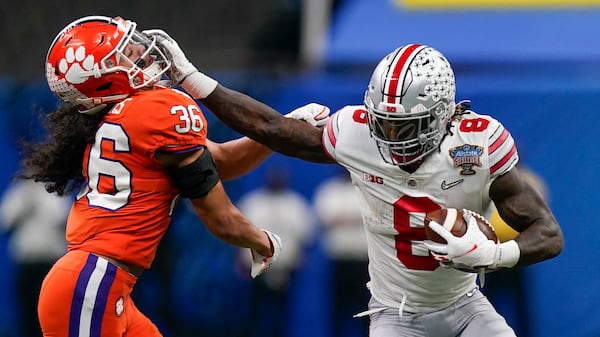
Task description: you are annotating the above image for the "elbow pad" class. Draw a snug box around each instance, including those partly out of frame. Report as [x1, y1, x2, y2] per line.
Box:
[169, 149, 220, 198]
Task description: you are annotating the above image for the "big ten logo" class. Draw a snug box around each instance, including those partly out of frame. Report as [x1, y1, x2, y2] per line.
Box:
[363, 173, 384, 184]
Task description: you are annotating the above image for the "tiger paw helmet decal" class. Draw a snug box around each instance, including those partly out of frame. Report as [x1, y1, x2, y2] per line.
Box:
[58, 46, 97, 84]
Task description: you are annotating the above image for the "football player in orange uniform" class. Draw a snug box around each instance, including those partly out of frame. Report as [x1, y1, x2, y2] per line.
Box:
[22, 16, 328, 337]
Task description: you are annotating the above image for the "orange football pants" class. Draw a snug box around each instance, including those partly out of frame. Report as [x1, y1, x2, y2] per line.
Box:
[38, 250, 162, 337]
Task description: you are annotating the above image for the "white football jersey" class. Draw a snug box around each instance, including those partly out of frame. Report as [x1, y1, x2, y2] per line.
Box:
[322, 105, 518, 313]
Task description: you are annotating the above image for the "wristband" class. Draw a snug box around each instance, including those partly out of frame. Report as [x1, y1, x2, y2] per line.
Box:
[181, 71, 218, 99]
[493, 239, 520, 268]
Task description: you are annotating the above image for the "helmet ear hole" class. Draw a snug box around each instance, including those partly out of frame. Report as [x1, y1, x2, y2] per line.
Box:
[96, 82, 112, 91]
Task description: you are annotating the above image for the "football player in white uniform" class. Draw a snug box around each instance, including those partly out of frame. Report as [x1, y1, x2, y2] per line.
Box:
[150, 31, 563, 337]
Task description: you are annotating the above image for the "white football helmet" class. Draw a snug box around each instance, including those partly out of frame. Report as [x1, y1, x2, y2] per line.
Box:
[364, 44, 456, 167]
[45, 16, 171, 114]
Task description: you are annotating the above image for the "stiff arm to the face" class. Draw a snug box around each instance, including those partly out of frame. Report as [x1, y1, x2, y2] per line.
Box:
[145, 28, 332, 164]
[203, 85, 331, 163]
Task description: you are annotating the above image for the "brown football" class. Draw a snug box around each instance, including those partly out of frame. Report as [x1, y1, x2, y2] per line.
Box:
[424, 208, 498, 244]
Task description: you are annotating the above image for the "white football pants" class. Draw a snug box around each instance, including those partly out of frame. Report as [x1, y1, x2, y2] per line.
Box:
[367, 288, 517, 337]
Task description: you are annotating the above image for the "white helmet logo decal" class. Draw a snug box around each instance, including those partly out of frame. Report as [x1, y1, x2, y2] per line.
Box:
[58, 46, 96, 84]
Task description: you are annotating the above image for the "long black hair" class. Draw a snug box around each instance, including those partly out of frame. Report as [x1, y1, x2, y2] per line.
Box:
[20, 103, 108, 196]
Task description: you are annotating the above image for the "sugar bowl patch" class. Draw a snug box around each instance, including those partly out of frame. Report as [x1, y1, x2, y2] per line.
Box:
[449, 144, 483, 175]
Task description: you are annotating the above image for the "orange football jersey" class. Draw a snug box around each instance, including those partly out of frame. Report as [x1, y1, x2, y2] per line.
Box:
[66, 87, 208, 269]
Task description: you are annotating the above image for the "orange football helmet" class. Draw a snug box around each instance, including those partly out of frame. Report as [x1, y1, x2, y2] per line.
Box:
[46, 15, 170, 114]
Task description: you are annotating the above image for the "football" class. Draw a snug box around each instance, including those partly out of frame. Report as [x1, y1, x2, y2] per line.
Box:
[424, 208, 497, 244]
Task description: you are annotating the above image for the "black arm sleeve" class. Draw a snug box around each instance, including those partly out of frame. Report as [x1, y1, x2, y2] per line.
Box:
[169, 149, 220, 198]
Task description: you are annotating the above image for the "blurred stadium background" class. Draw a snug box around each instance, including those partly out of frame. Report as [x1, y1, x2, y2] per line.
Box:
[0, 0, 598, 336]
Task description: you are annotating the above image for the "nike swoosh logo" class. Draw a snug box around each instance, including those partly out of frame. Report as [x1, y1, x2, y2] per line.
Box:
[456, 244, 478, 258]
[466, 244, 478, 254]
[441, 179, 464, 190]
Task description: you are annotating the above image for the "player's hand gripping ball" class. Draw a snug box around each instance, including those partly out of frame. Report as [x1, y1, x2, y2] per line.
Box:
[423, 208, 500, 274]
[424, 208, 497, 243]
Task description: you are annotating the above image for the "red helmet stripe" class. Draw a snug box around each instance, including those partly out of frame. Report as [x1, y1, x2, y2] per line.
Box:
[386, 44, 422, 104]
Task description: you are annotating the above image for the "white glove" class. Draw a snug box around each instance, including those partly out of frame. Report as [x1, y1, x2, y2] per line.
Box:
[285, 103, 331, 127]
[250, 230, 282, 279]
[142, 29, 217, 98]
[142, 29, 197, 83]
[424, 210, 498, 271]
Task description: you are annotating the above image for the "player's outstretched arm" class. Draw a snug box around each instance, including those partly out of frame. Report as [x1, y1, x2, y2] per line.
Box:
[489, 168, 563, 266]
[207, 102, 331, 179]
[203, 85, 332, 163]
[146, 28, 333, 164]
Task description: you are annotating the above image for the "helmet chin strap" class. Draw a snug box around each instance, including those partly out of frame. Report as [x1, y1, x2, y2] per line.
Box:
[78, 104, 107, 115]
[76, 94, 130, 114]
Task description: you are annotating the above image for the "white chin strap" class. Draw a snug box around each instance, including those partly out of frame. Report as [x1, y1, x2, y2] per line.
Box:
[76, 94, 130, 114]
